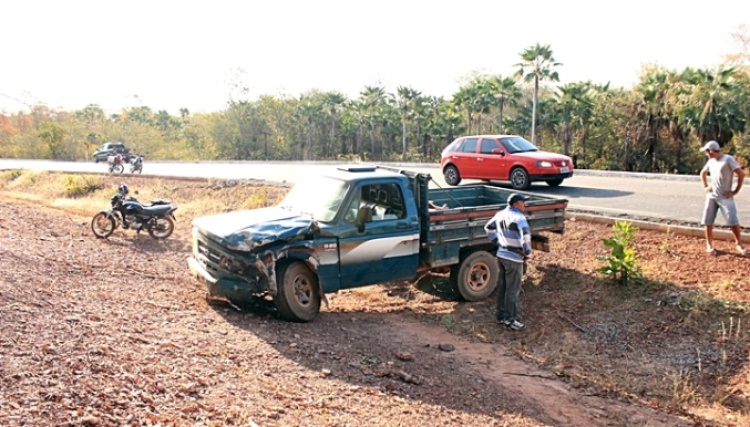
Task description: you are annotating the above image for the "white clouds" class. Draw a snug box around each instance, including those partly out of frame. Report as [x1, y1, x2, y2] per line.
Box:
[1, 0, 747, 114]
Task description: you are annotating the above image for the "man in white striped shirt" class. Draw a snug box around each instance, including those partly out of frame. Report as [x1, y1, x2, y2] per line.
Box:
[484, 193, 532, 331]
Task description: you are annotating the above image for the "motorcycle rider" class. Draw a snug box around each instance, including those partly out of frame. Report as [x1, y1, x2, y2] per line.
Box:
[107, 150, 124, 173]
[132, 153, 143, 172]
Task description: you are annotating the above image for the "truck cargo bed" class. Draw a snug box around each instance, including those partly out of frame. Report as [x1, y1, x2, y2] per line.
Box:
[376, 166, 567, 269]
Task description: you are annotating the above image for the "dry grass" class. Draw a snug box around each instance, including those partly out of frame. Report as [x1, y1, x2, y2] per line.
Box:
[3, 169, 750, 426]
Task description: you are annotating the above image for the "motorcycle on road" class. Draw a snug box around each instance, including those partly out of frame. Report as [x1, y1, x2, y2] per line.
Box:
[107, 155, 124, 174]
[91, 183, 177, 239]
[129, 155, 144, 174]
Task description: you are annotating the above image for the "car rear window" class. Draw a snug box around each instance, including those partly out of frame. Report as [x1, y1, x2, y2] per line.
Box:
[460, 138, 478, 153]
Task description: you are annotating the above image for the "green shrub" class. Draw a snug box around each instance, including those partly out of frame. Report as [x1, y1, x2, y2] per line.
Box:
[1, 169, 23, 183]
[63, 175, 103, 198]
[596, 221, 642, 285]
[243, 187, 270, 209]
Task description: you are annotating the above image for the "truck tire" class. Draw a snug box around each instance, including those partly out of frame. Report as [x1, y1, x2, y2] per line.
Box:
[275, 262, 321, 322]
[450, 251, 498, 301]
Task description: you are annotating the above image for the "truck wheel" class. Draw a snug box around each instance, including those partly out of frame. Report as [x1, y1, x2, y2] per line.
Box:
[275, 262, 321, 322]
[450, 251, 498, 301]
[443, 165, 461, 186]
[510, 167, 530, 190]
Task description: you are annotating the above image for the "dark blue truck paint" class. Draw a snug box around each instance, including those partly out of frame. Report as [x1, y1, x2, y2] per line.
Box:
[188, 165, 567, 322]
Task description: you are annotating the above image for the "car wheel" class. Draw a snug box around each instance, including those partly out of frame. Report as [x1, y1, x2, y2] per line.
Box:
[510, 167, 530, 190]
[546, 178, 564, 187]
[444, 165, 461, 186]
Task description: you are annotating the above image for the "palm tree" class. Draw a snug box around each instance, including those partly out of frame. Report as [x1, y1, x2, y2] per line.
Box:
[515, 44, 562, 146]
[360, 86, 387, 157]
[635, 68, 677, 171]
[554, 82, 596, 156]
[452, 79, 493, 134]
[322, 92, 346, 156]
[429, 100, 464, 156]
[679, 66, 745, 145]
[411, 94, 439, 159]
[452, 84, 479, 134]
[297, 95, 325, 160]
[488, 75, 521, 134]
[348, 99, 368, 157]
[395, 86, 421, 160]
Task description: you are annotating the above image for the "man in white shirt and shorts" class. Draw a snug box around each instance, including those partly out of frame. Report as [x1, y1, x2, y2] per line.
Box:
[700, 140, 747, 256]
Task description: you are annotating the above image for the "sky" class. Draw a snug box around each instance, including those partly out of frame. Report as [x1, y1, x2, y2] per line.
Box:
[1, 0, 748, 116]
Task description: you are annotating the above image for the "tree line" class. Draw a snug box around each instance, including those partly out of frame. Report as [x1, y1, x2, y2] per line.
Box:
[1, 39, 749, 175]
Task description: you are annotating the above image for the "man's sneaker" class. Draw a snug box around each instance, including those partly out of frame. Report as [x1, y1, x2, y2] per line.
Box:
[506, 320, 525, 331]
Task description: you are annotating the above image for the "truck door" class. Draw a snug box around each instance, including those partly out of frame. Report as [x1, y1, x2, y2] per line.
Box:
[337, 181, 420, 289]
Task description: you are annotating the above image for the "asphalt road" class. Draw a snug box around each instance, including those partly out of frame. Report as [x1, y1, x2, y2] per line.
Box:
[0, 159, 742, 227]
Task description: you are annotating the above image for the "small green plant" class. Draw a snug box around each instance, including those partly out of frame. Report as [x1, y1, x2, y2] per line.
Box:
[596, 221, 642, 285]
[243, 187, 269, 209]
[440, 314, 455, 325]
[63, 175, 103, 198]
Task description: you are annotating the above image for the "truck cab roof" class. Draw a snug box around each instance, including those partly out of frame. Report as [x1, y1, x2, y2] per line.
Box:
[322, 165, 414, 183]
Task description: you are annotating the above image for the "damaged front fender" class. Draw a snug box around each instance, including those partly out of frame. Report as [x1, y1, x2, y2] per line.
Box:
[223, 216, 318, 252]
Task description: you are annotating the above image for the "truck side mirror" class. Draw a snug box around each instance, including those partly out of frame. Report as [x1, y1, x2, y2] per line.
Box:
[356, 206, 372, 232]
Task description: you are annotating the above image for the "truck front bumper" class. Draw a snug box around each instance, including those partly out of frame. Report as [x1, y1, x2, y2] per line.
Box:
[188, 256, 263, 304]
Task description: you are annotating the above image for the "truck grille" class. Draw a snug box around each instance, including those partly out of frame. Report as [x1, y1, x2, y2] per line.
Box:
[196, 239, 247, 276]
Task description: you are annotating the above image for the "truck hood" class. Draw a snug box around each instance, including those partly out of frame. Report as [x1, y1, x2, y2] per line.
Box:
[193, 207, 315, 252]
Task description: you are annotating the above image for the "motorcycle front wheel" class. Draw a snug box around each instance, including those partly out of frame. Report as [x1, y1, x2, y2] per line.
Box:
[147, 216, 174, 239]
[91, 213, 116, 238]
[113, 164, 124, 174]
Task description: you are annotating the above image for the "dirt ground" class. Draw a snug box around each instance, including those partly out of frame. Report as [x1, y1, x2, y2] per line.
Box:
[1, 174, 749, 426]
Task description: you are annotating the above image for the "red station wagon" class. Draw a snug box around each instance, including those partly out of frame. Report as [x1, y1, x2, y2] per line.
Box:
[440, 135, 573, 190]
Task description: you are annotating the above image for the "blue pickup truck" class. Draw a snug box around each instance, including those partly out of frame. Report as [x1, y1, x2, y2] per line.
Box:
[188, 165, 567, 322]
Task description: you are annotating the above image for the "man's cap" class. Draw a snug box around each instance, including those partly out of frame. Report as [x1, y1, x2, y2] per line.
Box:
[701, 140, 721, 152]
[507, 193, 529, 206]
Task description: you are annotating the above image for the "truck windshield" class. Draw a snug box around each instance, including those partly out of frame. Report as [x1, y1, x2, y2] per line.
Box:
[279, 176, 349, 223]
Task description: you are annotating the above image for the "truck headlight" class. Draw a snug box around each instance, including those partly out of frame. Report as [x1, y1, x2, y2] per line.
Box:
[191, 228, 199, 254]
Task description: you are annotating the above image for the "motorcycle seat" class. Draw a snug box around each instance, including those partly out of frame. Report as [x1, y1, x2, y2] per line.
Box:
[141, 204, 175, 215]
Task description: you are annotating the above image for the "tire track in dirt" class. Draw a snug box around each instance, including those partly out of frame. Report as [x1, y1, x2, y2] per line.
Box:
[384, 315, 695, 427]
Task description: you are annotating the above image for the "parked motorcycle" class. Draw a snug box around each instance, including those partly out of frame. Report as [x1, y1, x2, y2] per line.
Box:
[91, 183, 177, 239]
[129, 155, 143, 174]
